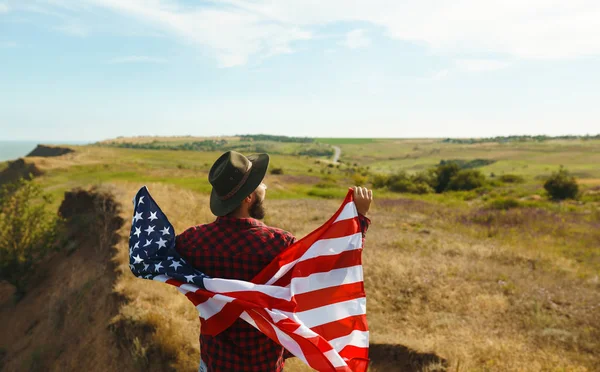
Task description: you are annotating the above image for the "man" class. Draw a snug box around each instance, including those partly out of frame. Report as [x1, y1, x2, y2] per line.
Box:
[175, 151, 373, 372]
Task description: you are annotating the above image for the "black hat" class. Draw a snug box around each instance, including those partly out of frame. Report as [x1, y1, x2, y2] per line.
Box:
[208, 151, 269, 216]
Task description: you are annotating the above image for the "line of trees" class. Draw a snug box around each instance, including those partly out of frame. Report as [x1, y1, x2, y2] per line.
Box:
[238, 134, 315, 143]
[442, 134, 600, 144]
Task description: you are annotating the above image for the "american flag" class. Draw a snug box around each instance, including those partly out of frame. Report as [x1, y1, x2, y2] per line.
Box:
[129, 186, 369, 372]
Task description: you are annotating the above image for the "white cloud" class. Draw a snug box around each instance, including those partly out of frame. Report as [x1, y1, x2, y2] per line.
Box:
[342, 29, 370, 49]
[23, 0, 600, 66]
[0, 3, 9, 13]
[108, 56, 168, 64]
[455, 59, 512, 72]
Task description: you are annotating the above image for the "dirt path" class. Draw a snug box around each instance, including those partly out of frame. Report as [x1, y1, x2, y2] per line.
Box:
[332, 145, 341, 163]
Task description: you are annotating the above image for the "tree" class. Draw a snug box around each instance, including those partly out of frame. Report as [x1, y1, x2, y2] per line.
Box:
[544, 167, 579, 200]
[0, 178, 62, 297]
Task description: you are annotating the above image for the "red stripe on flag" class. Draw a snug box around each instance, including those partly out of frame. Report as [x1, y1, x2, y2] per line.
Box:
[291, 249, 363, 280]
[273, 248, 362, 287]
[339, 345, 369, 360]
[339, 345, 369, 372]
[311, 315, 369, 342]
[293, 282, 365, 312]
[319, 217, 360, 240]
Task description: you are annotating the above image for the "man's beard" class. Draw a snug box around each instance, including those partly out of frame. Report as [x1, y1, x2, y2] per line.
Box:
[249, 197, 266, 220]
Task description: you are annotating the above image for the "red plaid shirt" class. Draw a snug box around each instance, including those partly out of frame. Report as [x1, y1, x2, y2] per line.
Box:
[175, 214, 370, 372]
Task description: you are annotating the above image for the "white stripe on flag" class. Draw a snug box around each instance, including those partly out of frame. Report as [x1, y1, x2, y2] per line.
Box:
[323, 349, 350, 368]
[197, 294, 235, 320]
[334, 201, 358, 223]
[283, 297, 367, 329]
[265, 259, 299, 285]
[204, 278, 291, 300]
[153, 274, 171, 283]
[299, 233, 363, 262]
[241, 311, 309, 365]
[291, 265, 363, 295]
[328, 330, 370, 352]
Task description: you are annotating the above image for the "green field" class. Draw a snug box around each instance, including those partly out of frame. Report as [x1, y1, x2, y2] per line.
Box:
[2, 136, 600, 372]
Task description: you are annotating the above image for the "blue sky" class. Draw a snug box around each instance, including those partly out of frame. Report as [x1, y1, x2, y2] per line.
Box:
[1, 0, 599, 142]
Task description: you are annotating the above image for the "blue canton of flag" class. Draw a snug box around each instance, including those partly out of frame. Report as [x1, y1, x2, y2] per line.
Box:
[129, 186, 208, 288]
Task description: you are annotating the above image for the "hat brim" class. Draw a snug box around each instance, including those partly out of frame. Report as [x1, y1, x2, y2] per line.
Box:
[210, 153, 269, 217]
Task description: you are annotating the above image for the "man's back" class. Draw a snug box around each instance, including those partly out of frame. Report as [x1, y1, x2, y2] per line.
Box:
[176, 216, 296, 372]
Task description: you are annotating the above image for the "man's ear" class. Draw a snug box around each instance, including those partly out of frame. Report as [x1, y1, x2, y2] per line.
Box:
[243, 193, 253, 205]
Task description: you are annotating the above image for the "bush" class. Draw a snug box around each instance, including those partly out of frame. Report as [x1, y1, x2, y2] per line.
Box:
[371, 174, 390, 189]
[0, 178, 62, 296]
[270, 167, 284, 175]
[388, 178, 414, 193]
[433, 163, 461, 193]
[499, 174, 525, 183]
[352, 173, 368, 186]
[488, 197, 522, 210]
[410, 182, 434, 195]
[412, 169, 436, 188]
[370, 171, 433, 194]
[544, 167, 579, 200]
[447, 169, 487, 191]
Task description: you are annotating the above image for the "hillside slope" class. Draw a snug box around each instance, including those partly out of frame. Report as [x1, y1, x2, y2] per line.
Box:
[0, 188, 131, 372]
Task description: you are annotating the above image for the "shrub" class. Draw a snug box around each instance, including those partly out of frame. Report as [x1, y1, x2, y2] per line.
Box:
[433, 163, 461, 193]
[270, 167, 284, 175]
[499, 174, 525, 183]
[388, 178, 414, 193]
[412, 170, 436, 188]
[488, 197, 522, 210]
[544, 167, 579, 200]
[352, 173, 368, 186]
[410, 182, 434, 195]
[0, 178, 62, 296]
[371, 174, 389, 189]
[447, 169, 487, 191]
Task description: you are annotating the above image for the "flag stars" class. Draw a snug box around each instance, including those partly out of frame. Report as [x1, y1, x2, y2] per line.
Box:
[138, 196, 145, 205]
[156, 237, 167, 249]
[160, 226, 171, 236]
[143, 263, 149, 271]
[133, 226, 141, 238]
[184, 275, 195, 283]
[154, 262, 163, 272]
[170, 260, 182, 271]
[133, 211, 143, 223]
[144, 225, 155, 235]
[134, 241, 140, 249]
[133, 255, 143, 264]
[143, 239, 153, 247]
[148, 211, 158, 221]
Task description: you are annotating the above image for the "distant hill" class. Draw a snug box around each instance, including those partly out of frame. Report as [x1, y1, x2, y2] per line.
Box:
[441, 134, 600, 144]
[97, 134, 334, 158]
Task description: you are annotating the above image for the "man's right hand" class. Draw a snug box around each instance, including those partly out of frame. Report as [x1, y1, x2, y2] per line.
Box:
[352, 186, 373, 216]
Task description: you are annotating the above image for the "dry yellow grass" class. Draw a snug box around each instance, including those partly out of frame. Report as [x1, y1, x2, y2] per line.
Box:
[105, 180, 600, 371]
[9, 143, 599, 371]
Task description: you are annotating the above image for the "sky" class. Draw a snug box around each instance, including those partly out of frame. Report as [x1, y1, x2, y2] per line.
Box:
[1, 0, 599, 142]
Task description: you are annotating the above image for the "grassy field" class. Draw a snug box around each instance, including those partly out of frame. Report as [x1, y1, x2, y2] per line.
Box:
[2, 137, 600, 371]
